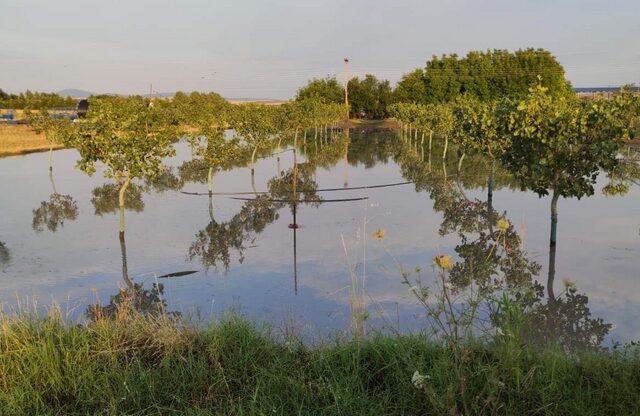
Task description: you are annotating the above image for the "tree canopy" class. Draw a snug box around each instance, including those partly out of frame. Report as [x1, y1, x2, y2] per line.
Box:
[395, 48, 572, 104]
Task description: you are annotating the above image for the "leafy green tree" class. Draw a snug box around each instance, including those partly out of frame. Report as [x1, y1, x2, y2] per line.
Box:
[502, 85, 629, 299]
[174, 92, 238, 195]
[295, 77, 344, 104]
[26, 110, 73, 171]
[62, 96, 177, 234]
[348, 74, 393, 119]
[230, 103, 279, 176]
[398, 48, 572, 104]
[393, 69, 428, 104]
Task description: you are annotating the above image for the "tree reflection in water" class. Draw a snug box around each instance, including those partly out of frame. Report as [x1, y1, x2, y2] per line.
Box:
[91, 182, 145, 216]
[0, 240, 9, 272]
[86, 229, 176, 320]
[394, 136, 612, 351]
[32, 171, 79, 233]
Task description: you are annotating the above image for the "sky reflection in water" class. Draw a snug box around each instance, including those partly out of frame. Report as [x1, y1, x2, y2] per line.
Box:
[0, 130, 639, 346]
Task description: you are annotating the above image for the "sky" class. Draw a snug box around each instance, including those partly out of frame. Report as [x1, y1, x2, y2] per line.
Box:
[1, 0, 639, 99]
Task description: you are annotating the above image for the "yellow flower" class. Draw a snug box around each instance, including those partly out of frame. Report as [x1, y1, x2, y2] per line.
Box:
[562, 278, 576, 290]
[372, 228, 385, 241]
[433, 255, 453, 271]
[497, 218, 510, 232]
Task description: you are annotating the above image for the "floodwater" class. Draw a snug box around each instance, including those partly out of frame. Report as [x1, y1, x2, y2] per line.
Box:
[0, 129, 639, 346]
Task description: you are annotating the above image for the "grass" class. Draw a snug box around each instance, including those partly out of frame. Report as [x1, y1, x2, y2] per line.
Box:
[0, 124, 64, 156]
[1, 307, 639, 415]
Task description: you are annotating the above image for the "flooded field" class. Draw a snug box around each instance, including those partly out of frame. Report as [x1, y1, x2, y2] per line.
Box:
[1, 129, 639, 345]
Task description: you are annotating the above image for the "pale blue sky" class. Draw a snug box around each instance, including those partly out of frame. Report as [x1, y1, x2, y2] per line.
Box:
[1, 0, 638, 98]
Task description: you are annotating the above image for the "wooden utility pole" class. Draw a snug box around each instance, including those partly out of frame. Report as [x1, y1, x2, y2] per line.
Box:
[343, 57, 350, 119]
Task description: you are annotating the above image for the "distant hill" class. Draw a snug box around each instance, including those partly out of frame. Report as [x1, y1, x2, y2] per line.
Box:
[57, 89, 94, 98]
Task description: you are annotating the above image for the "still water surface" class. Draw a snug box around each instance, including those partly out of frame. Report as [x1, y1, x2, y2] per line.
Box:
[0, 129, 638, 344]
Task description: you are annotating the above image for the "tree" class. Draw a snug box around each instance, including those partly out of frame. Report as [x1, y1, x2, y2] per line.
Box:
[502, 85, 629, 299]
[348, 74, 392, 119]
[397, 48, 572, 104]
[62, 96, 178, 235]
[393, 69, 428, 104]
[174, 92, 238, 195]
[26, 110, 73, 171]
[295, 77, 344, 104]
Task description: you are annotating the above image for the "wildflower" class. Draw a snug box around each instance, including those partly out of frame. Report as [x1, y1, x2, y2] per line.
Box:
[372, 228, 385, 241]
[412, 371, 430, 389]
[433, 254, 453, 270]
[497, 218, 510, 232]
[562, 278, 576, 290]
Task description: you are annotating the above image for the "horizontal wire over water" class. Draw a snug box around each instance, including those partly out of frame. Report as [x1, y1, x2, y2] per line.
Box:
[180, 181, 413, 196]
[229, 196, 369, 203]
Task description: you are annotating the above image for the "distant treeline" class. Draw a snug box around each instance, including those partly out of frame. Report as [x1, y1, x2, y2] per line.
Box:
[296, 48, 579, 119]
[0, 89, 76, 110]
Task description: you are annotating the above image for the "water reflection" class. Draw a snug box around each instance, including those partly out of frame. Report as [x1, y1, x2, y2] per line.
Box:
[188, 194, 280, 272]
[393, 133, 613, 351]
[32, 171, 79, 233]
[0, 128, 637, 344]
[0, 241, 9, 272]
[91, 183, 145, 216]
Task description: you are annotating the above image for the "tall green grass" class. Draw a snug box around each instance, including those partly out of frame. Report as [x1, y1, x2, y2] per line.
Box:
[1, 307, 639, 415]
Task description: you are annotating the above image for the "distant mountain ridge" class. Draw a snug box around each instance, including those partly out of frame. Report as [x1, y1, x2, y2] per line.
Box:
[57, 89, 94, 98]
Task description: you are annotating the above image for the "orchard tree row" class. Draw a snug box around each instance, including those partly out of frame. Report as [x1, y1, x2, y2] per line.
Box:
[32, 93, 344, 234]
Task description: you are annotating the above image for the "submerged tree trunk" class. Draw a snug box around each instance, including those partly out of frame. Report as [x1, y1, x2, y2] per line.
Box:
[118, 176, 131, 234]
[428, 131, 433, 172]
[250, 145, 258, 176]
[550, 190, 559, 245]
[548, 189, 560, 301]
[487, 159, 495, 236]
[547, 237, 557, 302]
[457, 152, 466, 174]
[208, 194, 215, 223]
[207, 167, 214, 196]
[49, 170, 58, 195]
[48, 143, 54, 172]
[119, 228, 134, 290]
[442, 136, 449, 160]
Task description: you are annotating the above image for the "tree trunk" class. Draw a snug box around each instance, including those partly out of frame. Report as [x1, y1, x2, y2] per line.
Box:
[428, 131, 433, 171]
[207, 167, 214, 196]
[48, 143, 54, 172]
[208, 195, 215, 223]
[49, 170, 58, 195]
[550, 189, 559, 245]
[442, 136, 448, 160]
[487, 159, 495, 235]
[119, 229, 134, 290]
[547, 189, 560, 301]
[457, 152, 466, 174]
[251, 145, 258, 175]
[118, 176, 131, 234]
[547, 237, 557, 302]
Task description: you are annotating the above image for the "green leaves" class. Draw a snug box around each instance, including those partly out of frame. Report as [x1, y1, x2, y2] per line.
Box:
[65, 96, 178, 182]
[502, 86, 628, 199]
